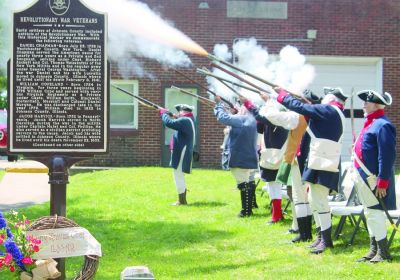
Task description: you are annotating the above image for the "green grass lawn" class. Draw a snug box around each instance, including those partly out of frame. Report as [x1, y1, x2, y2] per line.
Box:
[0, 167, 399, 279]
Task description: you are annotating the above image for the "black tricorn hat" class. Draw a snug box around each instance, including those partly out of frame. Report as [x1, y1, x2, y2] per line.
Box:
[175, 104, 194, 112]
[357, 90, 392, 106]
[303, 89, 321, 104]
[323, 87, 348, 102]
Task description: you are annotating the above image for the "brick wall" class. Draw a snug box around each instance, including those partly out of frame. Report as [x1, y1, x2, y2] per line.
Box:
[81, 0, 400, 167]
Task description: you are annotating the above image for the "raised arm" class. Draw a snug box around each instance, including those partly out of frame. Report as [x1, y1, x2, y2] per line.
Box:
[214, 102, 244, 127]
[161, 112, 185, 131]
[277, 90, 326, 120]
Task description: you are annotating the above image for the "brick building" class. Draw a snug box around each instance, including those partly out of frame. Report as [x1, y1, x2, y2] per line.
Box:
[84, 0, 400, 167]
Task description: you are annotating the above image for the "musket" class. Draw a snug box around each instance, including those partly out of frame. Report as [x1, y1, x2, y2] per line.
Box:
[218, 79, 243, 97]
[208, 56, 310, 103]
[350, 87, 356, 143]
[196, 67, 260, 94]
[377, 196, 399, 232]
[173, 68, 235, 109]
[210, 63, 270, 96]
[171, 86, 215, 108]
[112, 84, 174, 117]
[364, 173, 400, 232]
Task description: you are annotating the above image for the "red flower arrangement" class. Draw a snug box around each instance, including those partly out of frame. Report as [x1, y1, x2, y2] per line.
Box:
[0, 210, 41, 277]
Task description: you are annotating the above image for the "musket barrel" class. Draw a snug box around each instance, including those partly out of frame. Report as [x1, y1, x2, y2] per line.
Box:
[112, 84, 174, 116]
[173, 68, 235, 109]
[207, 55, 310, 103]
[173, 68, 218, 96]
[207, 54, 275, 88]
[210, 63, 265, 94]
[171, 86, 215, 108]
[196, 68, 260, 94]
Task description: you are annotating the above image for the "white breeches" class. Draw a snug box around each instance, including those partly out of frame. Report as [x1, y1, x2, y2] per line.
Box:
[231, 168, 255, 184]
[291, 163, 311, 218]
[308, 183, 331, 231]
[352, 168, 386, 240]
[352, 167, 379, 207]
[265, 181, 282, 200]
[173, 146, 187, 194]
[365, 208, 387, 241]
[248, 169, 257, 182]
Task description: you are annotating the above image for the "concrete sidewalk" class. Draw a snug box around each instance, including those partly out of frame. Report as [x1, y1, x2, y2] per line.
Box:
[0, 159, 112, 211]
[0, 160, 50, 211]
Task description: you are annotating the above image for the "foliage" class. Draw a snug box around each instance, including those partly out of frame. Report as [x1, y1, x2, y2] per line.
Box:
[0, 167, 399, 279]
[0, 75, 7, 109]
[0, 211, 41, 275]
[0, 75, 6, 90]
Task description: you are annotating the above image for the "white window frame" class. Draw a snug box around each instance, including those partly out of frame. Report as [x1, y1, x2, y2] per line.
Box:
[110, 79, 139, 129]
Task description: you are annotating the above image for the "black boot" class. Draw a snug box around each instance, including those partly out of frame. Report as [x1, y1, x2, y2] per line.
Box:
[310, 227, 333, 254]
[304, 215, 313, 241]
[172, 190, 187, 206]
[306, 227, 321, 248]
[292, 217, 312, 243]
[249, 181, 258, 209]
[370, 237, 392, 263]
[181, 189, 188, 205]
[356, 237, 377, 262]
[237, 182, 253, 218]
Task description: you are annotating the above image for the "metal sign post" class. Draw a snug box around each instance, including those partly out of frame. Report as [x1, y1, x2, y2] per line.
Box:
[9, 0, 109, 278]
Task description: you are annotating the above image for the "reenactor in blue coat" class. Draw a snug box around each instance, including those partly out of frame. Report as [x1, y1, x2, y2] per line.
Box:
[276, 87, 347, 254]
[214, 96, 259, 217]
[159, 104, 196, 206]
[352, 90, 396, 263]
[242, 97, 288, 224]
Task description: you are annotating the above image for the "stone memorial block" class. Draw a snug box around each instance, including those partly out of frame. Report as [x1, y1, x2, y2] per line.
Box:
[121, 266, 156, 280]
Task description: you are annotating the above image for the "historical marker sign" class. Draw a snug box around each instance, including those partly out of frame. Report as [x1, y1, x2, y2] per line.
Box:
[10, 0, 108, 154]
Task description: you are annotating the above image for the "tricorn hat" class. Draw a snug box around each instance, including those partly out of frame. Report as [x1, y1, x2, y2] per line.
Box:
[303, 89, 321, 104]
[175, 104, 194, 112]
[357, 90, 392, 106]
[323, 87, 348, 102]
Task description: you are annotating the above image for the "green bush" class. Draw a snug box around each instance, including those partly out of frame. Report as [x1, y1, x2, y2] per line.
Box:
[0, 76, 7, 109]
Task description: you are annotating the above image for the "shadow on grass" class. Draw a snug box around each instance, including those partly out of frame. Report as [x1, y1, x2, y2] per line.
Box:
[182, 259, 265, 275]
[188, 201, 227, 208]
[69, 169, 97, 176]
[24, 206, 233, 253]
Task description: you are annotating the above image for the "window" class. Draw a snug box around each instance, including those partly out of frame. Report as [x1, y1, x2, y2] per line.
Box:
[110, 80, 138, 129]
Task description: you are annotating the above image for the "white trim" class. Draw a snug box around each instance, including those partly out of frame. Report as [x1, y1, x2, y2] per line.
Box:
[306, 55, 382, 65]
[357, 90, 392, 106]
[110, 79, 138, 129]
[306, 56, 383, 94]
[376, 59, 383, 93]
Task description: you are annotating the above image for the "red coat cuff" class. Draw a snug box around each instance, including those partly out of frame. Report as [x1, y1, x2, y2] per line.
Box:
[159, 108, 168, 116]
[377, 178, 389, 189]
[277, 90, 289, 103]
[243, 100, 253, 109]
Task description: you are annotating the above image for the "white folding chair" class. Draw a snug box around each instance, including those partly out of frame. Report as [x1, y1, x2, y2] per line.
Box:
[330, 163, 367, 245]
[387, 175, 400, 248]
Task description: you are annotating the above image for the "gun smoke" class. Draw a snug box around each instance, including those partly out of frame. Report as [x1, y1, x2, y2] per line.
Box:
[207, 38, 315, 105]
[85, 0, 205, 79]
[1, 0, 206, 79]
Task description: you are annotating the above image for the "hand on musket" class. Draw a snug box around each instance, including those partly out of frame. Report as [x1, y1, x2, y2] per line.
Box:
[260, 91, 270, 102]
[375, 187, 387, 199]
[215, 95, 239, 114]
[158, 108, 177, 118]
[238, 95, 247, 104]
